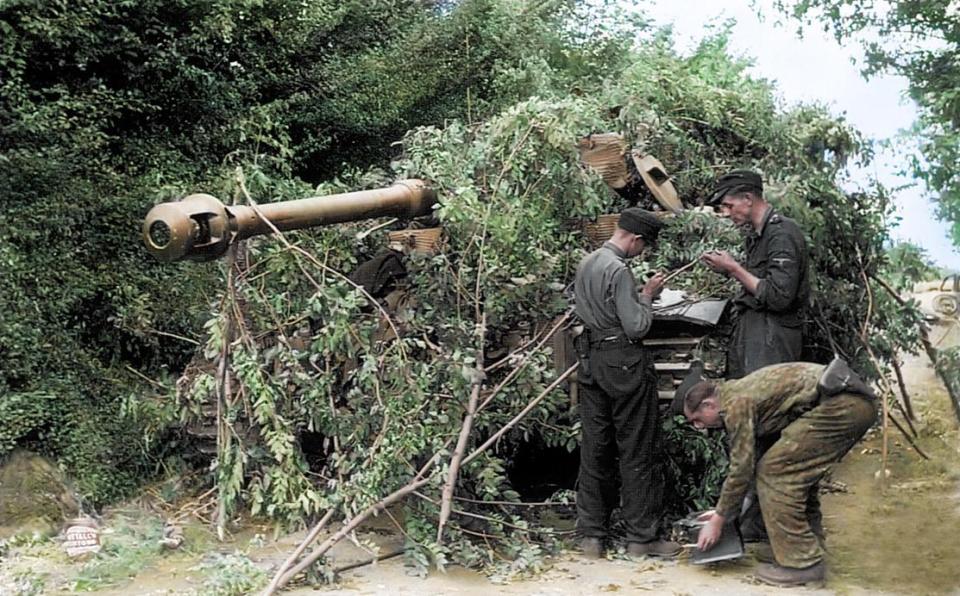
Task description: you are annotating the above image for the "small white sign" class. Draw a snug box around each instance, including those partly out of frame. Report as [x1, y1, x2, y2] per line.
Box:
[64, 520, 101, 558]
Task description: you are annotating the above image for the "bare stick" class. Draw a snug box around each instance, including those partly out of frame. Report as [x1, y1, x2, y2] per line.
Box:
[463, 363, 578, 467]
[891, 355, 916, 421]
[894, 399, 919, 438]
[333, 549, 406, 575]
[856, 336, 929, 460]
[856, 249, 887, 484]
[263, 509, 335, 594]
[452, 495, 572, 508]
[437, 313, 487, 544]
[262, 451, 444, 595]
[886, 412, 929, 460]
[215, 242, 240, 541]
[265, 476, 435, 594]
[662, 259, 699, 284]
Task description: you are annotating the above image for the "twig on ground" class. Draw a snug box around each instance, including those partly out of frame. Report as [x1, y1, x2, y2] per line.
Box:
[262, 452, 443, 595]
[890, 357, 916, 423]
[262, 509, 336, 595]
[333, 549, 407, 575]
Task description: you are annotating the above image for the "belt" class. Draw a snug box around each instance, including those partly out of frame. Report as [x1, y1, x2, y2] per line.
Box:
[584, 328, 637, 347]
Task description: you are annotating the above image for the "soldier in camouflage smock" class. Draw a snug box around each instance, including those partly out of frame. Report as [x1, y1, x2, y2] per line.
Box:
[682, 362, 876, 586]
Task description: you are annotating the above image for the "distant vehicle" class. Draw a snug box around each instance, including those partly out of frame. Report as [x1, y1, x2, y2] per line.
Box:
[933, 274, 960, 317]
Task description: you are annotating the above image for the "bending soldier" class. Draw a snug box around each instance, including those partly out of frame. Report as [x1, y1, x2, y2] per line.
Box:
[572, 207, 680, 559]
[682, 361, 877, 586]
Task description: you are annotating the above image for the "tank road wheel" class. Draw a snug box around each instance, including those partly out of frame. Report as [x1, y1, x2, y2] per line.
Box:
[933, 294, 959, 317]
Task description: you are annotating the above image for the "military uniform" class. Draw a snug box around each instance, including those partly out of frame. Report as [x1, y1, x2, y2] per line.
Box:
[713, 362, 876, 568]
[726, 205, 811, 538]
[727, 206, 810, 379]
[573, 240, 663, 544]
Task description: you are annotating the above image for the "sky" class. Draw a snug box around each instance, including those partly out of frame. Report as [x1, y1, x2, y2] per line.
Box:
[641, 0, 959, 269]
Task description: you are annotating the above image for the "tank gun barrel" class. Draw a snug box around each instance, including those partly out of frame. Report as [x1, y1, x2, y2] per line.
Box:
[142, 179, 436, 262]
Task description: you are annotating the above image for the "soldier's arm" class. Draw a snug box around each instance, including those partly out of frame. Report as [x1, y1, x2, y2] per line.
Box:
[756, 228, 804, 312]
[714, 397, 756, 519]
[612, 267, 654, 340]
[702, 250, 760, 296]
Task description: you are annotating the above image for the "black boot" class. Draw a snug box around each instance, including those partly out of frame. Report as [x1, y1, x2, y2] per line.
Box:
[579, 537, 604, 559]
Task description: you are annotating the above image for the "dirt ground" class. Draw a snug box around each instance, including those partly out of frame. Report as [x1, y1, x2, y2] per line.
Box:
[2, 316, 958, 596]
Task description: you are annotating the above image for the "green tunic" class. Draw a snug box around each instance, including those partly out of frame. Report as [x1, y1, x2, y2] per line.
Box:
[574, 241, 654, 339]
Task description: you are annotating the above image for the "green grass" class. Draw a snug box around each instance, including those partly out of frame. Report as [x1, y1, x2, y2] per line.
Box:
[69, 516, 165, 592]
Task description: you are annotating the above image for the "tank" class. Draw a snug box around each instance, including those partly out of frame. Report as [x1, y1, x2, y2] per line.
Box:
[142, 179, 437, 262]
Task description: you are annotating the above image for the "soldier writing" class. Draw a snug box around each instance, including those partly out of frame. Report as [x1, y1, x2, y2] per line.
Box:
[682, 361, 877, 586]
[572, 207, 681, 559]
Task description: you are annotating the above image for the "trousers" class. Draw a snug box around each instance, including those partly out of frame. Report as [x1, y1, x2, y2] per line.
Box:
[727, 309, 802, 380]
[576, 338, 663, 543]
[756, 393, 877, 568]
[729, 308, 803, 537]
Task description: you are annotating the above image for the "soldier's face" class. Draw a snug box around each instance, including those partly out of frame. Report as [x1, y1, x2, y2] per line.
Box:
[685, 397, 722, 430]
[718, 194, 752, 227]
[628, 236, 647, 258]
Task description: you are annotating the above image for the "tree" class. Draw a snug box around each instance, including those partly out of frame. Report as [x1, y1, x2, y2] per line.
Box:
[0, 0, 634, 502]
[774, 0, 960, 245]
[884, 241, 942, 291]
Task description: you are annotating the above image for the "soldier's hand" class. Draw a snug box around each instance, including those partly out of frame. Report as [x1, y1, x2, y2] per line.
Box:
[641, 272, 666, 298]
[700, 250, 736, 275]
[696, 512, 725, 551]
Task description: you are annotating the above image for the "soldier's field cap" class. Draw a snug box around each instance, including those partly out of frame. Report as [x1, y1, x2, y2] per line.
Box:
[618, 207, 663, 242]
[707, 169, 763, 206]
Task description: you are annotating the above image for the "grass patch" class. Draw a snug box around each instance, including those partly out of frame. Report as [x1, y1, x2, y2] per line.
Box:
[68, 515, 165, 592]
[194, 551, 267, 596]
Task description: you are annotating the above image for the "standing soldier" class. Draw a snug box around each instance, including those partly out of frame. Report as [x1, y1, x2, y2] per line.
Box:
[682, 361, 877, 586]
[700, 169, 810, 379]
[700, 169, 811, 540]
[573, 207, 680, 559]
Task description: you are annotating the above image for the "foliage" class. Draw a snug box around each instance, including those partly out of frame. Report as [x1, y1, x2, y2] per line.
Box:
[650, 209, 742, 299]
[774, 0, 960, 246]
[0, 0, 636, 503]
[158, 24, 925, 580]
[2, 0, 934, 581]
[661, 416, 728, 514]
[883, 241, 943, 292]
[194, 551, 267, 596]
